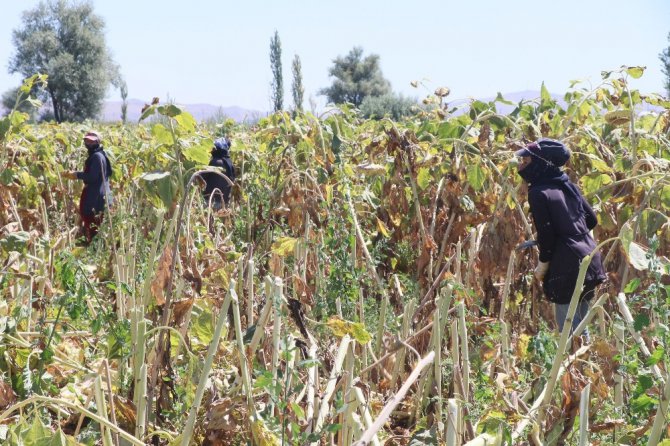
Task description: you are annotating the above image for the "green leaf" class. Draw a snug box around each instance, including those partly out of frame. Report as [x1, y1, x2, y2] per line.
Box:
[324, 423, 341, 433]
[22, 416, 50, 446]
[623, 278, 640, 293]
[326, 317, 372, 344]
[437, 121, 464, 139]
[646, 347, 665, 366]
[151, 124, 173, 146]
[466, 163, 486, 191]
[192, 306, 214, 346]
[416, 167, 431, 190]
[580, 173, 612, 196]
[0, 231, 31, 253]
[157, 104, 183, 117]
[494, 92, 514, 105]
[254, 371, 273, 389]
[660, 185, 670, 210]
[625, 66, 645, 79]
[290, 402, 305, 420]
[140, 171, 171, 182]
[183, 143, 211, 165]
[35, 428, 75, 446]
[588, 155, 613, 173]
[175, 112, 196, 133]
[630, 393, 657, 412]
[139, 105, 156, 122]
[634, 313, 650, 332]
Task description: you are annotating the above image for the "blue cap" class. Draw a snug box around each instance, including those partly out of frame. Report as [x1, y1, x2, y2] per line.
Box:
[214, 137, 230, 151]
[515, 138, 570, 167]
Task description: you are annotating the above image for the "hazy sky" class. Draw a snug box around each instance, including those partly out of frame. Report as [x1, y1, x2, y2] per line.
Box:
[1, 0, 669, 112]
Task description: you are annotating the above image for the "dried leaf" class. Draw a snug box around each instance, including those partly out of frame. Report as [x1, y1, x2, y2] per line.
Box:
[271, 236, 297, 257]
[151, 246, 172, 306]
[0, 378, 16, 409]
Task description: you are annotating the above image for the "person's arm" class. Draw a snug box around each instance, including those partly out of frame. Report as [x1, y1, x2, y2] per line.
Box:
[75, 154, 102, 184]
[581, 195, 598, 230]
[228, 162, 235, 182]
[528, 189, 556, 263]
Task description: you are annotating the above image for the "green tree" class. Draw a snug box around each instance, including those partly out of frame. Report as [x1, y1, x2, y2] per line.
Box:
[2, 87, 37, 118]
[660, 32, 670, 96]
[119, 79, 128, 123]
[360, 93, 419, 120]
[269, 30, 283, 112]
[9, 0, 120, 122]
[291, 54, 304, 112]
[320, 47, 391, 107]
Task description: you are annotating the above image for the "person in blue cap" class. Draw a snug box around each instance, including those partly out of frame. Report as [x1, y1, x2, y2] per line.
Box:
[516, 138, 606, 341]
[202, 137, 235, 210]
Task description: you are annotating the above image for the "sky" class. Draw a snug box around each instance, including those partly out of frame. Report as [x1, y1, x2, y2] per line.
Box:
[0, 0, 669, 112]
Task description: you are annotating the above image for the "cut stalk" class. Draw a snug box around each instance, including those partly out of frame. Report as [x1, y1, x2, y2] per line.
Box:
[498, 250, 516, 323]
[647, 369, 670, 446]
[391, 299, 416, 388]
[512, 345, 591, 441]
[354, 351, 435, 446]
[615, 292, 664, 382]
[179, 282, 234, 446]
[248, 276, 275, 355]
[352, 386, 380, 446]
[94, 376, 114, 446]
[345, 187, 388, 302]
[135, 364, 147, 440]
[578, 383, 590, 446]
[269, 277, 283, 415]
[534, 255, 592, 435]
[231, 284, 254, 407]
[247, 259, 255, 324]
[614, 323, 625, 409]
[446, 398, 460, 446]
[457, 302, 470, 404]
[311, 335, 352, 444]
[463, 228, 478, 289]
[305, 341, 318, 431]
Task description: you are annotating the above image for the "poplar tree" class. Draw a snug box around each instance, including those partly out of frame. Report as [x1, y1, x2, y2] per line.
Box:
[291, 54, 304, 112]
[269, 30, 283, 112]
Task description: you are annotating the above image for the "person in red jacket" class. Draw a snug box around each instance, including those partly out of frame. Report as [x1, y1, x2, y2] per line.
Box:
[63, 132, 113, 244]
[516, 139, 606, 340]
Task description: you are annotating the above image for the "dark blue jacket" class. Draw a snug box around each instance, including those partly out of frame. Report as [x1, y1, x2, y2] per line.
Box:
[202, 153, 235, 205]
[77, 148, 112, 216]
[528, 176, 607, 304]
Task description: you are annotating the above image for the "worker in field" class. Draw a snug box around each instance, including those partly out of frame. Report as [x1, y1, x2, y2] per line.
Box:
[516, 139, 606, 342]
[202, 136, 235, 210]
[63, 131, 113, 245]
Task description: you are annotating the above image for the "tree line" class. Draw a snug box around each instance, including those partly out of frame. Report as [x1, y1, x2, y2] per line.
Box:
[5, 0, 670, 123]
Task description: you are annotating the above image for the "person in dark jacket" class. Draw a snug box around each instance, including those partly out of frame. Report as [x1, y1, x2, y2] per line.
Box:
[516, 139, 606, 339]
[63, 131, 113, 244]
[202, 137, 235, 210]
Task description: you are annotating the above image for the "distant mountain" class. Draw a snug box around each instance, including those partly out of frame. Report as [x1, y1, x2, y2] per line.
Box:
[101, 99, 266, 123]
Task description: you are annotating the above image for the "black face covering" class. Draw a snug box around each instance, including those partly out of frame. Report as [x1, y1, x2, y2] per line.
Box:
[211, 147, 229, 158]
[85, 142, 101, 154]
[519, 158, 583, 207]
[518, 158, 561, 185]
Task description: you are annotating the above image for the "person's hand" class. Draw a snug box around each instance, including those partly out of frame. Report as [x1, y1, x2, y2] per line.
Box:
[534, 261, 550, 282]
[62, 171, 76, 180]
